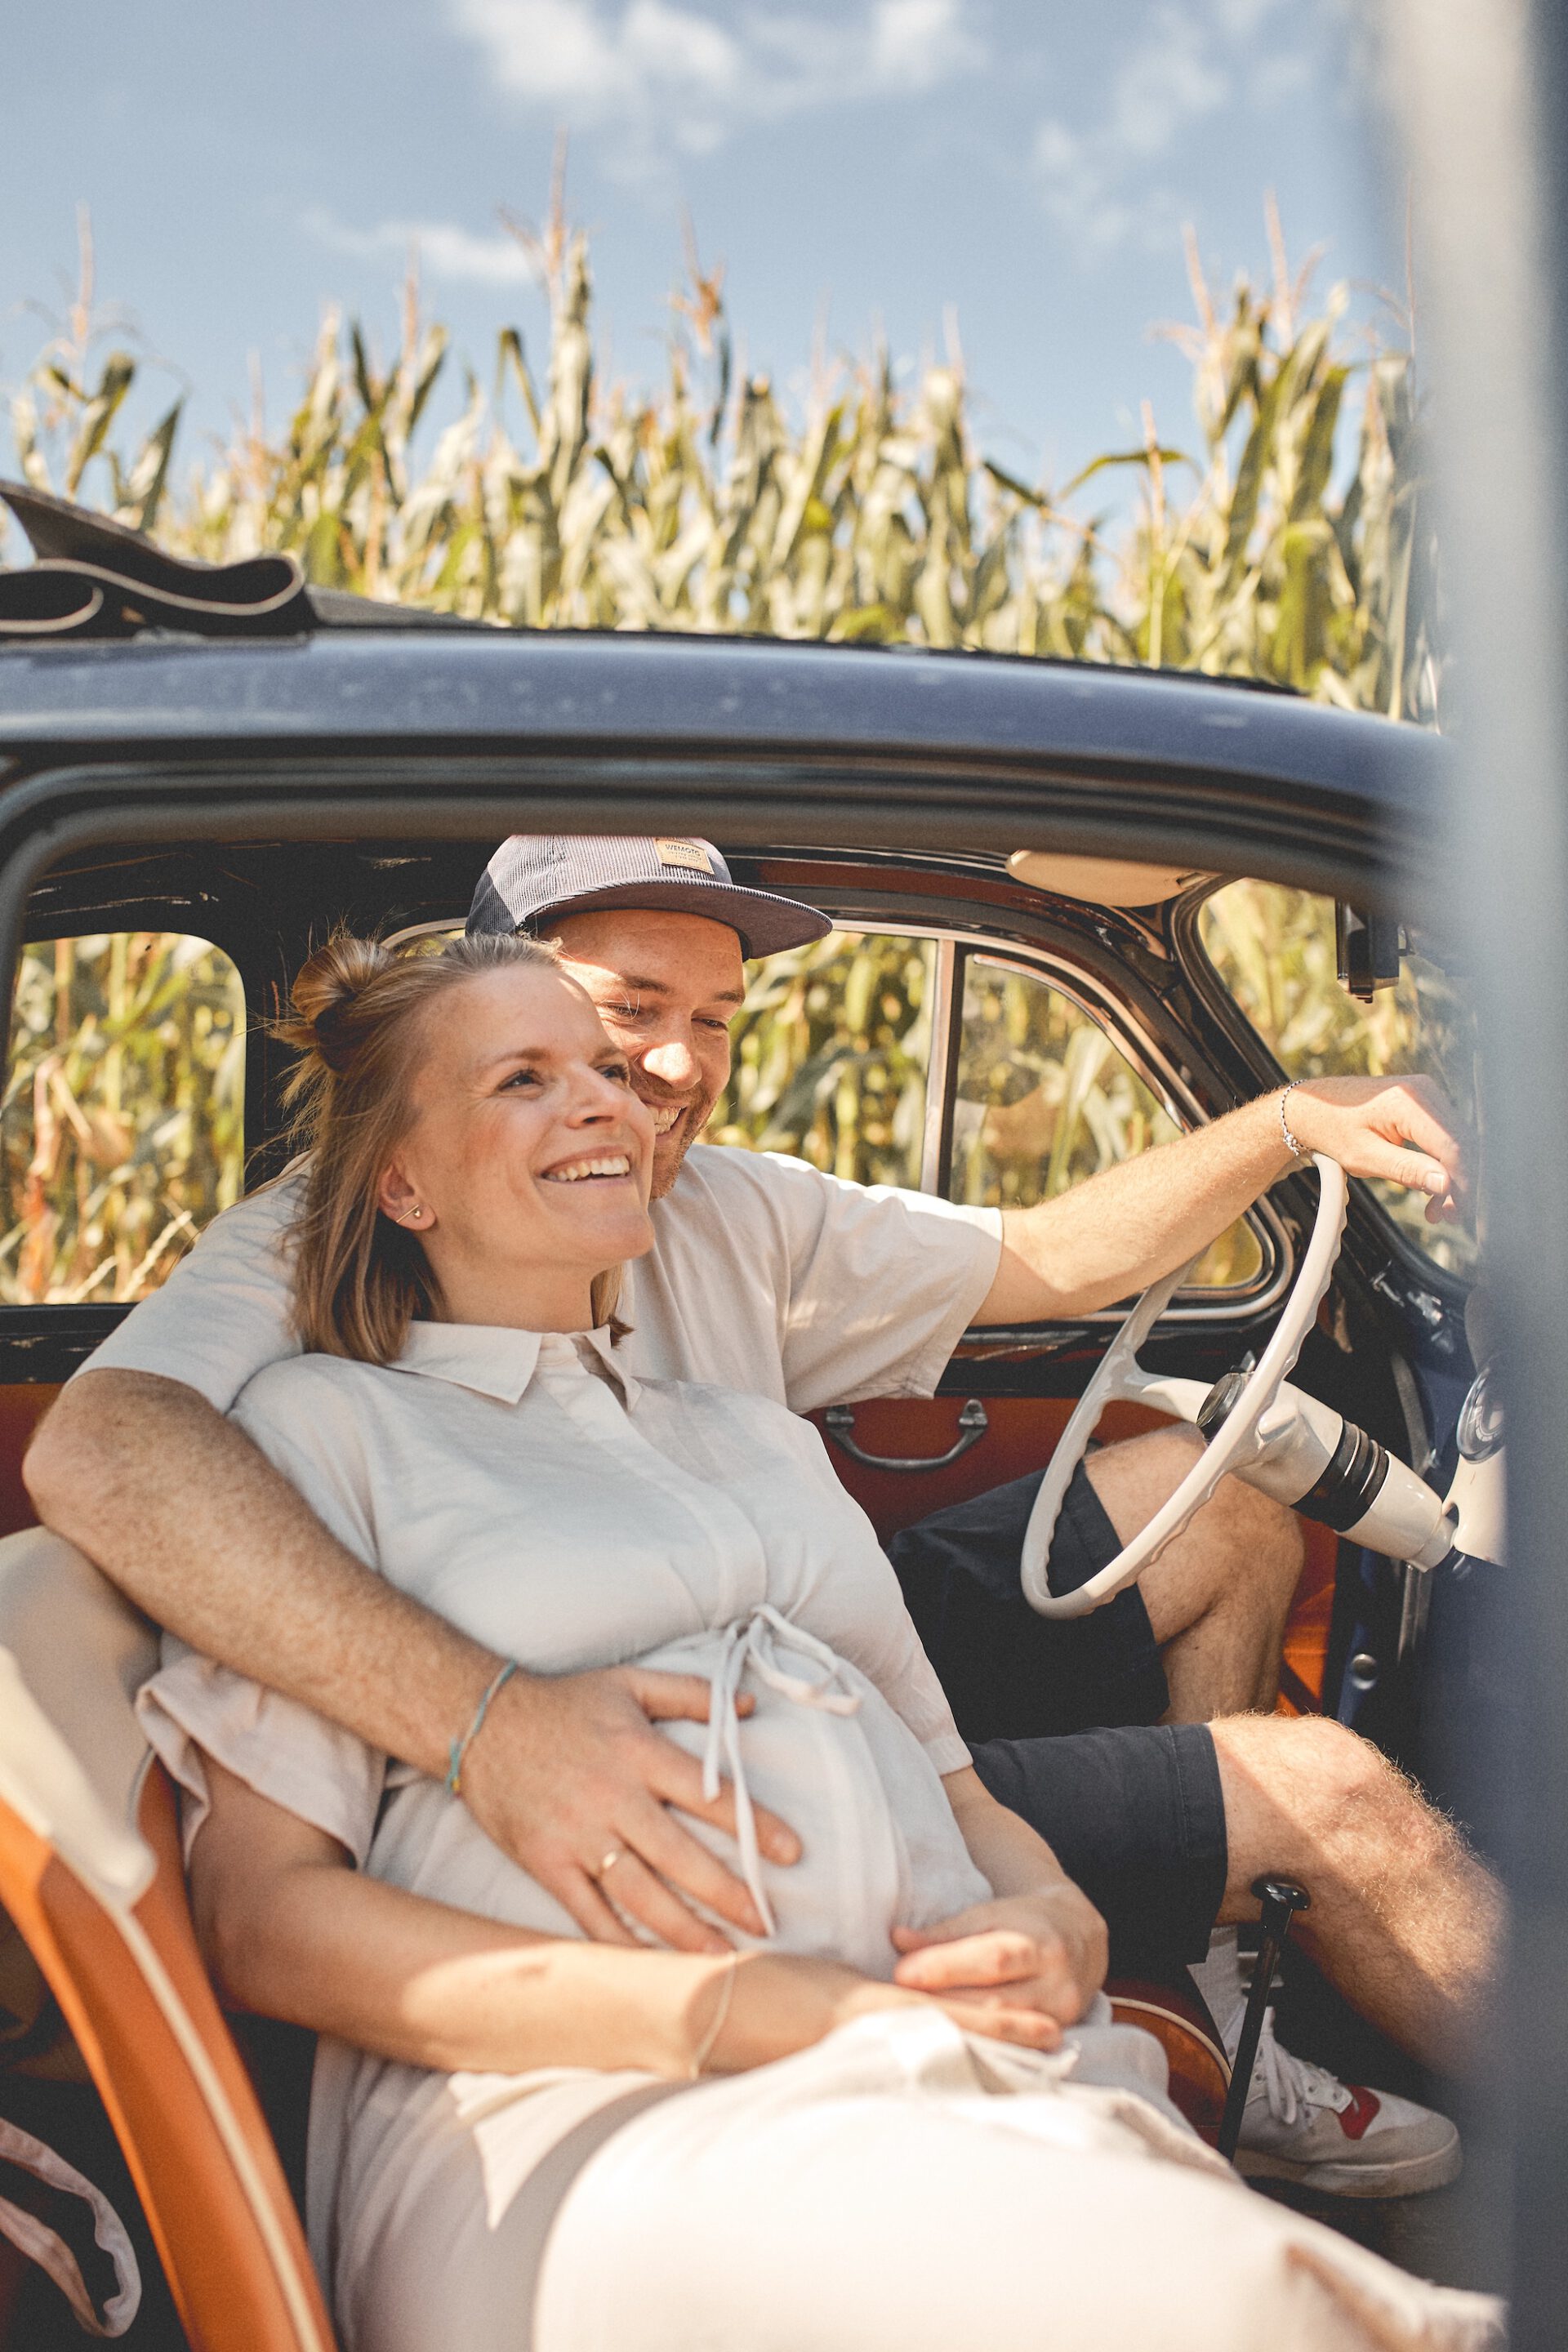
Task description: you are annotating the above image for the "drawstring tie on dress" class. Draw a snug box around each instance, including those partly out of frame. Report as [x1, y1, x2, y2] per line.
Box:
[701, 1603, 861, 1936]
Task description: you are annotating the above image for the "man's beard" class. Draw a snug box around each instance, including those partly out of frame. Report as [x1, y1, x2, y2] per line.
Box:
[646, 1095, 711, 1198]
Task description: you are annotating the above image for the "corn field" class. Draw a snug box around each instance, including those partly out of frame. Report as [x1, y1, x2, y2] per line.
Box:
[1, 203, 1462, 1303]
[9, 198, 1435, 711]
[0, 934, 243, 1303]
[710, 933, 935, 1189]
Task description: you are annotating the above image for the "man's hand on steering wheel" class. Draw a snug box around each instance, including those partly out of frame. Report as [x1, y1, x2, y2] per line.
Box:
[1278, 1074, 1469, 1225]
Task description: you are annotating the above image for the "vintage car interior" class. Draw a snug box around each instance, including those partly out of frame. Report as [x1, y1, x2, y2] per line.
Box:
[0, 558, 1499, 2345]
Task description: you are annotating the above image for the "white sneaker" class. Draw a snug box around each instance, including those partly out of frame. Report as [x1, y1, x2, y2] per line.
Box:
[1228, 2003, 1462, 2199]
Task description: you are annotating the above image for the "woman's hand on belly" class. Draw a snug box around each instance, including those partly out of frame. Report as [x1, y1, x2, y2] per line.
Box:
[706, 1948, 1073, 2069]
[922, 1767, 1109, 2032]
[889, 1887, 1108, 2036]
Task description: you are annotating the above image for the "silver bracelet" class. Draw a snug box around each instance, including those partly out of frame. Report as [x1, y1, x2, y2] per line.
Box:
[690, 1953, 741, 2078]
[1278, 1079, 1307, 1163]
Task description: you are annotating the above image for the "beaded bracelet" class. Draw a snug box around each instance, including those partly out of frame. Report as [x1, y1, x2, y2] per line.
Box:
[1278, 1079, 1308, 1163]
[446, 1659, 519, 1796]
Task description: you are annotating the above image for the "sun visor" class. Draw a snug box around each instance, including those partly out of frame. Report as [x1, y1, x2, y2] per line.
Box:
[1006, 851, 1216, 907]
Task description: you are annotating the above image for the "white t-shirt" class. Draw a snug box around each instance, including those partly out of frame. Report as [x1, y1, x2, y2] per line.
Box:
[83, 1143, 1004, 1414]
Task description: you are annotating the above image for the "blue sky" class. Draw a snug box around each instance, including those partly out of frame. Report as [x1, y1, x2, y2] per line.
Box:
[3, 1, 1396, 519]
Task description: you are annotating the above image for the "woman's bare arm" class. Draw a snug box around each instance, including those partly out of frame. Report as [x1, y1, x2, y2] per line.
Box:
[189, 1755, 1063, 2072]
[190, 1753, 734, 2076]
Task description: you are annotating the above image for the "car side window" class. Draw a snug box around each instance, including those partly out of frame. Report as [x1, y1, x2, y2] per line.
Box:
[946, 954, 1263, 1290]
[708, 930, 935, 1190]
[2, 933, 246, 1304]
[1199, 880, 1478, 1278]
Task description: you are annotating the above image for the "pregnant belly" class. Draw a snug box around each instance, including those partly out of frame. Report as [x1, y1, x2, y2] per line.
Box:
[368, 1614, 989, 1980]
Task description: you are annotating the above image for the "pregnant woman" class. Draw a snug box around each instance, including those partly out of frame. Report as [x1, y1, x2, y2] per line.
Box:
[138, 932, 1495, 2352]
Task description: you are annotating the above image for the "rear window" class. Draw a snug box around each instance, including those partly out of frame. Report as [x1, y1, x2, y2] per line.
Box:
[946, 955, 1263, 1289]
[708, 930, 935, 1191]
[2, 933, 246, 1304]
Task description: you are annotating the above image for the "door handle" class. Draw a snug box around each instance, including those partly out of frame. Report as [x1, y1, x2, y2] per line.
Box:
[823, 1397, 989, 1472]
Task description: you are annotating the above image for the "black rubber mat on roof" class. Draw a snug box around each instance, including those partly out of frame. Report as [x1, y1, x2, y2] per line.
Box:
[0, 481, 312, 639]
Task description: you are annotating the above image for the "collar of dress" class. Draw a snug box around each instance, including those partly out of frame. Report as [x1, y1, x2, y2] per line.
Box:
[391, 1320, 637, 1408]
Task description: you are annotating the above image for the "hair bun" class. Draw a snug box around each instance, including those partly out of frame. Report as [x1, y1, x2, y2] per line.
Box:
[282, 934, 396, 1067]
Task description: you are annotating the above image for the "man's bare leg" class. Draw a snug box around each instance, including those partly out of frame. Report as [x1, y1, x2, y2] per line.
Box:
[1085, 1432, 1501, 2066]
[1085, 1427, 1306, 1720]
[1212, 1713, 1503, 2076]
[1085, 1434, 1499, 2152]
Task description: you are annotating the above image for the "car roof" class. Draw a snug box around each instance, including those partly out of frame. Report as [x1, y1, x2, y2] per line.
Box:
[0, 627, 1448, 807]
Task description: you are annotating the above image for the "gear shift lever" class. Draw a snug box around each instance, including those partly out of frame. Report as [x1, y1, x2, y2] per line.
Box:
[1215, 1877, 1312, 2163]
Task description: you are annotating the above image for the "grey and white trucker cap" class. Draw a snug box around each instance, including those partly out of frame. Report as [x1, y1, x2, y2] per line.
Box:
[467, 835, 832, 959]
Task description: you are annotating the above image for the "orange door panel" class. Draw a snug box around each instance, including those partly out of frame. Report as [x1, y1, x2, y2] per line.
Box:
[808, 1395, 1169, 1543]
[810, 1393, 1334, 1713]
[0, 1386, 55, 1539]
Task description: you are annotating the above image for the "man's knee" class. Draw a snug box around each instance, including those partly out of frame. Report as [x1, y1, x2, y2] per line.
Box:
[1210, 1713, 1396, 1901]
[1088, 1434, 1305, 1667]
[1087, 1427, 1304, 1587]
[1215, 1712, 1385, 1813]
[1083, 1426, 1201, 1545]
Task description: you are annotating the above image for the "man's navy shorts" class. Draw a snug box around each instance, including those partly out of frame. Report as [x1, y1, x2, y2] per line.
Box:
[890, 1463, 1228, 1967]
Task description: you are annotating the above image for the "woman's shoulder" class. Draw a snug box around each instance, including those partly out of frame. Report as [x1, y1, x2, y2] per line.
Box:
[232, 1348, 393, 1435]
[229, 1353, 394, 1555]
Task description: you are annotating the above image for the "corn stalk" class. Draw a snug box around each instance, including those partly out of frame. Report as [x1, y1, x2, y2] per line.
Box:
[0, 934, 244, 1304]
[7, 203, 1437, 717]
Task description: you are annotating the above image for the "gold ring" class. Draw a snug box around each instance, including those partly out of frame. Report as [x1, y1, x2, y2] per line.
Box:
[597, 1847, 625, 1878]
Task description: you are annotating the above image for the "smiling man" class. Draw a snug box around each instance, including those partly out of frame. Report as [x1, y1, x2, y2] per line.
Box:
[26, 834, 1495, 2198]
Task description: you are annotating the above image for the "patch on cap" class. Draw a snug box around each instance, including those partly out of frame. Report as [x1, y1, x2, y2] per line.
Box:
[654, 837, 715, 874]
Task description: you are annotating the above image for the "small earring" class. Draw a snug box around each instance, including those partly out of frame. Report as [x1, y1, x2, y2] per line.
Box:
[406, 1206, 425, 1224]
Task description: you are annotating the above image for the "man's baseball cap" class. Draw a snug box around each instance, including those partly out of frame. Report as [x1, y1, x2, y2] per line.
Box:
[467, 835, 832, 959]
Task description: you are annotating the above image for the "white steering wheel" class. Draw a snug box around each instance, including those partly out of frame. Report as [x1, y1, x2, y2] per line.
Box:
[1019, 1155, 1349, 1618]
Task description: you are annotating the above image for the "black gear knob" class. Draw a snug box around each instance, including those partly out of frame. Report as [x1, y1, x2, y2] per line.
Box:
[1254, 1875, 1311, 1929]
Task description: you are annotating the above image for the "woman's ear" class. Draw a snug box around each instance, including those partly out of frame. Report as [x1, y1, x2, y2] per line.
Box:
[377, 1159, 434, 1231]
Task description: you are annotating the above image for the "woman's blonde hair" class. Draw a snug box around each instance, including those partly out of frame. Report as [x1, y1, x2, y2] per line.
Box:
[277, 929, 624, 1364]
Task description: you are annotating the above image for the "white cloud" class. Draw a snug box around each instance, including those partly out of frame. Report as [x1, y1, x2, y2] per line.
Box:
[303, 209, 532, 285]
[1031, 0, 1309, 259]
[866, 0, 982, 91]
[1106, 11, 1227, 158]
[457, 0, 742, 121]
[1209, 0, 1283, 33]
[448, 0, 984, 158]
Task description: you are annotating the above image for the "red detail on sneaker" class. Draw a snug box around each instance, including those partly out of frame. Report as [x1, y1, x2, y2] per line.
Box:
[1336, 2086, 1383, 2141]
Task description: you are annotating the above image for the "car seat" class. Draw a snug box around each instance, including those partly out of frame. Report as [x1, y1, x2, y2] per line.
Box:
[0, 1525, 335, 2352]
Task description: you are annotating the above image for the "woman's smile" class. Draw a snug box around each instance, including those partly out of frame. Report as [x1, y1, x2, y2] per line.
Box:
[540, 1151, 637, 1185]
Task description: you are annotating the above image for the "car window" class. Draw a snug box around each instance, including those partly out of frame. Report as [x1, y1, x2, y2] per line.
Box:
[946, 955, 1264, 1290]
[708, 930, 935, 1190]
[2, 933, 246, 1304]
[1198, 880, 1478, 1278]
